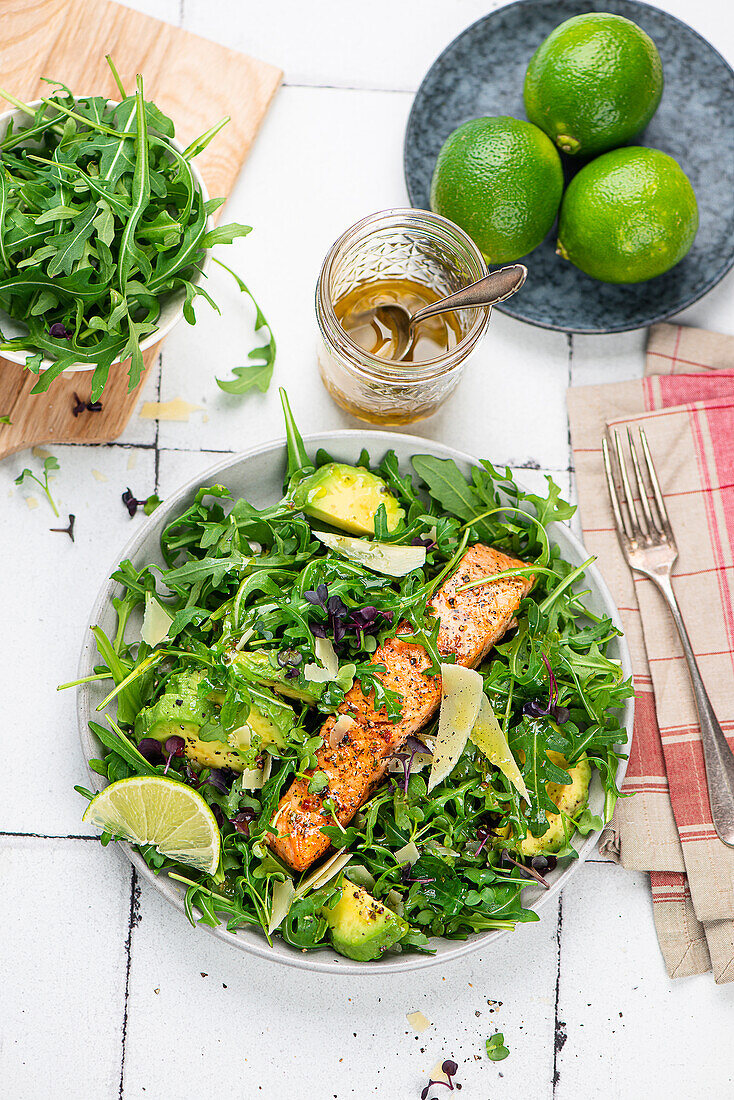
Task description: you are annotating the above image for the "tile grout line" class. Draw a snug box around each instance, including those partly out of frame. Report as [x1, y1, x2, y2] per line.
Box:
[27, 432, 577, 472]
[551, 895, 566, 1096]
[118, 865, 140, 1100]
[566, 333, 574, 478]
[0, 830, 98, 840]
[153, 352, 163, 495]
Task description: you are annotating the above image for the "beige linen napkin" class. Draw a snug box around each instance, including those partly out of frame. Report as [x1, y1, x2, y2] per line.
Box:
[568, 322, 734, 983]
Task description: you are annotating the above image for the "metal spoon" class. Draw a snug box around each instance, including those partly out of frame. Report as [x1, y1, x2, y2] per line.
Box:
[357, 263, 528, 362]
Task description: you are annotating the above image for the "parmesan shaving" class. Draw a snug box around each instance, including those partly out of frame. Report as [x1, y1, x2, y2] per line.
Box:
[304, 635, 339, 683]
[329, 714, 356, 748]
[394, 840, 420, 865]
[406, 1011, 431, 1033]
[91, 468, 108, 482]
[470, 695, 531, 803]
[295, 850, 351, 898]
[267, 877, 295, 934]
[25, 496, 39, 510]
[314, 530, 426, 578]
[430, 1062, 449, 1085]
[139, 397, 204, 422]
[386, 888, 405, 917]
[140, 592, 173, 647]
[427, 665, 484, 792]
[239, 753, 272, 792]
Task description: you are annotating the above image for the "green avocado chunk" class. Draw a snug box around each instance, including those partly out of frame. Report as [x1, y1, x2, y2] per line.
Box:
[232, 650, 321, 705]
[500, 752, 592, 856]
[134, 669, 292, 773]
[322, 880, 408, 961]
[295, 463, 404, 536]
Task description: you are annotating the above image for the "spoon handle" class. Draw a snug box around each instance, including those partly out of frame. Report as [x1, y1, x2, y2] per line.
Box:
[410, 264, 528, 326]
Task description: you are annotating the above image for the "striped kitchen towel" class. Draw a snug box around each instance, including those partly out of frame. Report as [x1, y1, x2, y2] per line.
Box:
[568, 322, 734, 983]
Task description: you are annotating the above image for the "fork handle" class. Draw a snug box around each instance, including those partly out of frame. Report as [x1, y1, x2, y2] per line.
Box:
[653, 572, 734, 848]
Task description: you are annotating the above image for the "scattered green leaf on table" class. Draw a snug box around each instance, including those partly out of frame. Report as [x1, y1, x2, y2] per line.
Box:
[486, 1033, 510, 1061]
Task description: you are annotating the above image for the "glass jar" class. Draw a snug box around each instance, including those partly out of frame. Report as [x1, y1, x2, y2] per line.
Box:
[316, 209, 490, 425]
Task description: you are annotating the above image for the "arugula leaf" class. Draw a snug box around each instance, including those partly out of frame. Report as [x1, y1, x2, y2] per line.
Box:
[215, 262, 275, 397]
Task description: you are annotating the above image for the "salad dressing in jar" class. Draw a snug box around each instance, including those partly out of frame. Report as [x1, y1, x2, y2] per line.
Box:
[333, 278, 462, 364]
[316, 209, 490, 426]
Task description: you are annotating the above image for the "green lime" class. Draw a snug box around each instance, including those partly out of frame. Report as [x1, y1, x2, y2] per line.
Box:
[82, 775, 221, 874]
[429, 116, 564, 263]
[556, 147, 698, 283]
[524, 13, 663, 156]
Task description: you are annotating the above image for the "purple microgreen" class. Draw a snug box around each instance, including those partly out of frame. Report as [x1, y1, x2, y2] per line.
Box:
[72, 392, 103, 416]
[277, 648, 303, 669]
[393, 734, 432, 794]
[542, 652, 557, 706]
[163, 734, 185, 774]
[122, 488, 161, 518]
[475, 821, 494, 856]
[205, 768, 234, 794]
[420, 1059, 459, 1097]
[137, 737, 164, 764]
[411, 535, 436, 550]
[531, 854, 557, 876]
[304, 583, 329, 608]
[49, 512, 75, 542]
[500, 848, 550, 889]
[310, 623, 327, 639]
[402, 867, 434, 886]
[231, 808, 256, 835]
[48, 321, 72, 339]
[522, 653, 569, 725]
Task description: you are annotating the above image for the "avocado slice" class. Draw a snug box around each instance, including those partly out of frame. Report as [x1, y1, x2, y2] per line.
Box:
[295, 463, 404, 536]
[232, 650, 321, 705]
[500, 752, 592, 856]
[134, 668, 293, 773]
[322, 880, 408, 961]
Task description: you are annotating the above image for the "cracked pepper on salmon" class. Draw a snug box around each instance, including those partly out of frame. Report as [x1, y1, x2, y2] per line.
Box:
[268, 544, 534, 872]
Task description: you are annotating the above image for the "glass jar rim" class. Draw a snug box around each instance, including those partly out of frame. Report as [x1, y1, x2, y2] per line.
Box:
[316, 208, 490, 384]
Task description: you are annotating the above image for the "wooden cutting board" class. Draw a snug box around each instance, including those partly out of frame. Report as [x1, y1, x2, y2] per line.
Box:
[0, 0, 281, 458]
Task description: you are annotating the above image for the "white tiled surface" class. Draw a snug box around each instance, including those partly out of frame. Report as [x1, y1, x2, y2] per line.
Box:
[2, 1, 734, 1097]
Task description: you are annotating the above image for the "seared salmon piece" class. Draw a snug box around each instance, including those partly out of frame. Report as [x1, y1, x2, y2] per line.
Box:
[268, 544, 532, 871]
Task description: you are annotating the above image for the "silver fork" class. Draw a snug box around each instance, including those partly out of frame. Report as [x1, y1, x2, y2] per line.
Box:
[603, 427, 734, 848]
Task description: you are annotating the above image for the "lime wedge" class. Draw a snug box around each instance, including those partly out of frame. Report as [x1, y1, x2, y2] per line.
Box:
[82, 776, 220, 875]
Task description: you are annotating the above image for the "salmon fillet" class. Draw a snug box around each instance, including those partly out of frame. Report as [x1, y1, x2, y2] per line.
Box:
[268, 544, 533, 871]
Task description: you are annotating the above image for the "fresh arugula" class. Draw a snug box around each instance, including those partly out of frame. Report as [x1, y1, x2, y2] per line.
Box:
[0, 67, 251, 400]
[16, 454, 60, 515]
[215, 260, 276, 396]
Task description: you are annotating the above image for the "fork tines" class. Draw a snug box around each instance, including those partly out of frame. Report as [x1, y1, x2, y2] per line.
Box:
[602, 427, 674, 547]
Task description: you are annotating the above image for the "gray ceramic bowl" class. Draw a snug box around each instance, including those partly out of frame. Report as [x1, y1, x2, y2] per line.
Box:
[78, 432, 633, 974]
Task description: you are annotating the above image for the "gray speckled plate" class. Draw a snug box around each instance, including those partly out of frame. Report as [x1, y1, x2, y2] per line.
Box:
[404, 0, 734, 334]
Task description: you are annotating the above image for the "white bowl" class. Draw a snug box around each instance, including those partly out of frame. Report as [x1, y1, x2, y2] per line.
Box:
[0, 98, 211, 374]
[77, 431, 633, 974]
